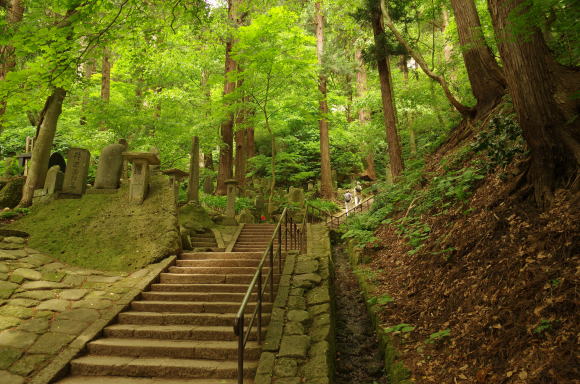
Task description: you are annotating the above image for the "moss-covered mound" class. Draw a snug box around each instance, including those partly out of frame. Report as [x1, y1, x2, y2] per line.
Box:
[3, 175, 179, 272]
[179, 202, 214, 233]
[0, 176, 25, 209]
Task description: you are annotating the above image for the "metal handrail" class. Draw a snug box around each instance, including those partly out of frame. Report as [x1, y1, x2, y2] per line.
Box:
[233, 207, 303, 384]
[305, 196, 374, 228]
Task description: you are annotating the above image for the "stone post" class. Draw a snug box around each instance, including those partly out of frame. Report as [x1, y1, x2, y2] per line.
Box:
[225, 179, 238, 225]
[188, 136, 200, 203]
[162, 168, 189, 207]
[122, 152, 160, 204]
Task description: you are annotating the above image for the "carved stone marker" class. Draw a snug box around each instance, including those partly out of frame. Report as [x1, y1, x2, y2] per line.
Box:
[62, 148, 90, 196]
[162, 168, 189, 206]
[224, 179, 238, 226]
[94, 143, 126, 189]
[122, 152, 160, 204]
[44, 165, 64, 195]
[187, 136, 200, 203]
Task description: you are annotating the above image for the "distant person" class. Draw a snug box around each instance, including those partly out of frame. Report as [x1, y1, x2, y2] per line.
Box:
[354, 181, 362, 205]
[344, 191, 353, 215]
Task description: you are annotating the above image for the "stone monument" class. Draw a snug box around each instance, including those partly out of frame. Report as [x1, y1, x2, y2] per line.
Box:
[122, 151, 160, 204]
[94, 142, 127, 189]
[162, 168, 189, 206]
[62, 148, 90, 197]
[44, 166, 64, 195]
[224, 179, 238, 226]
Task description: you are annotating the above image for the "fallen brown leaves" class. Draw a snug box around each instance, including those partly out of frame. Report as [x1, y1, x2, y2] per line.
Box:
[364, 170, 579, 384]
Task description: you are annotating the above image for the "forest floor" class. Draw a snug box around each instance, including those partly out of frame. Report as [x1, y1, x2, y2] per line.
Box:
[360, 156, 579, 383]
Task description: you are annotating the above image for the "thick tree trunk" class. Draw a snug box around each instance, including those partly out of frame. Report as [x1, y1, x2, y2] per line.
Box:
[0, 0, 24, 130]
[370, 4, 404, 178]
[450, 0, 506, 112]
[20, 88, 67, 207]
[246, 126, 255, 159]
[216, 0, 240, 195]
[487, 0, 580, 207]
[316, 0, 334, 199]
[380, 0, 473, 117]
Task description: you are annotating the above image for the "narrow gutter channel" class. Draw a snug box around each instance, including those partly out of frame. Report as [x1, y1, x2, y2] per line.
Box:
[333, 243, 387, 384]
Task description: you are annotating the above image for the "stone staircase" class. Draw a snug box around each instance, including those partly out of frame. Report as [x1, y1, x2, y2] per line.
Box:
[190, 230, 223, 252]
[56, 247, 279, 384]
[232, 224, 277, 252]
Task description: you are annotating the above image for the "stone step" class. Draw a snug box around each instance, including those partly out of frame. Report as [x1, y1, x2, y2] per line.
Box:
[190, 234, 215, 239]
[160, 273, 257, 284]
[175, 259, 260, 267]
[141, 291, 258, 302]
[70, 355, 257, 378]
[130, 301, 272, 314]
[87, 338, 261, 360]
[151, 283, 253, 293]
[188, 242, 217, 247]
[104, 324, 257, 341]
[168, 266, 262, 275]
[58, 376, 252, 384]
[118, 311, 270, 327]
[180, 252, 262, 260]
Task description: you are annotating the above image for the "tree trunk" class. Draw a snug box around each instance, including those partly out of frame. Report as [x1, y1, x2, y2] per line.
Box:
[216, 0, 240, 195]
[19, 88, 67, 207]
[370, 3, 405, 178]
[380, 0, 473, 117]
[355, 49, 376, 179]
[450, 0, 506, 113]
[487, 0, 580, 207]
[0, 0, 24, 130]
[101, 47, 111, 103]
[246, 125, 255, 158]
[315, 0, 334, 199]
[203, 151, 214, 194]
[400, 55, 417, 155]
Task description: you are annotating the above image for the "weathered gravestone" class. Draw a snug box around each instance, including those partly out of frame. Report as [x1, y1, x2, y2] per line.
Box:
[44, 166, 64, 195]
[288, 187, 305, 207]
[62, 148, 90, 197]
[223, 179, 238, 226]
[94, 143, 126, 189]
[122, 152, 160, 204]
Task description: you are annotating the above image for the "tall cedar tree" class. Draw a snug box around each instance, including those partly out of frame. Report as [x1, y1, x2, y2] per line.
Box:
[216, 0, 241, 195]
[0, 0, 24, 130]
[487, 0, 580, 207]
[370, 0, 404, 177]
[355, 49, 377, 180]
[449, 0, 506, 114]
[316, 0, 334, 198]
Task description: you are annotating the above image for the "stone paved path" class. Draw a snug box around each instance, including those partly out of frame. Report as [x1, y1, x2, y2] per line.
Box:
[0, 235, 162, 384]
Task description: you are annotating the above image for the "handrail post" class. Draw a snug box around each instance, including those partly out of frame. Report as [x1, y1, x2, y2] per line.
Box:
[269, 246, 274, 300]
[278, 224, 282, 274]
[289, 217, 294, 249]
[257, 269, 262, 344]
[237, 316, 244, 384]
[284, 213, 288, 253]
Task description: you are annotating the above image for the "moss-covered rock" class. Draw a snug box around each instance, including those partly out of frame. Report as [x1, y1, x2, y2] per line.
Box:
[179, 202, 213, 234]
[0, 177, 25, 209]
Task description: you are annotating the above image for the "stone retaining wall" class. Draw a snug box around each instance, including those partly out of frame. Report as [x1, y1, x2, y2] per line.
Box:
[255, 224, 335, 384]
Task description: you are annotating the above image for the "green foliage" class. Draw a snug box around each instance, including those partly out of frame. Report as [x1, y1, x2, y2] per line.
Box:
[200, 193, 253, 214]
[425, 328, 451, 344]
[533, 319, 554, 335]
[383, 323, 416, 334]
[307, 199, 341, 215]
[367, 294, 394, 306]
[0, 207, 30, 220]
[471, 114, 526, 172]
[0, 157, 23, 177]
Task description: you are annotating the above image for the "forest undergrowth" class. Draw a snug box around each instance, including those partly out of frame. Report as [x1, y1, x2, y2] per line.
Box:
[341, 102, 579, 383]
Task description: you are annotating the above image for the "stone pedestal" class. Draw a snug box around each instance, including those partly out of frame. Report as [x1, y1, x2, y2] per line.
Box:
[62, 148, 90, 197]
[122, 152, 160, 204]
[44, 166, 64, 195]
